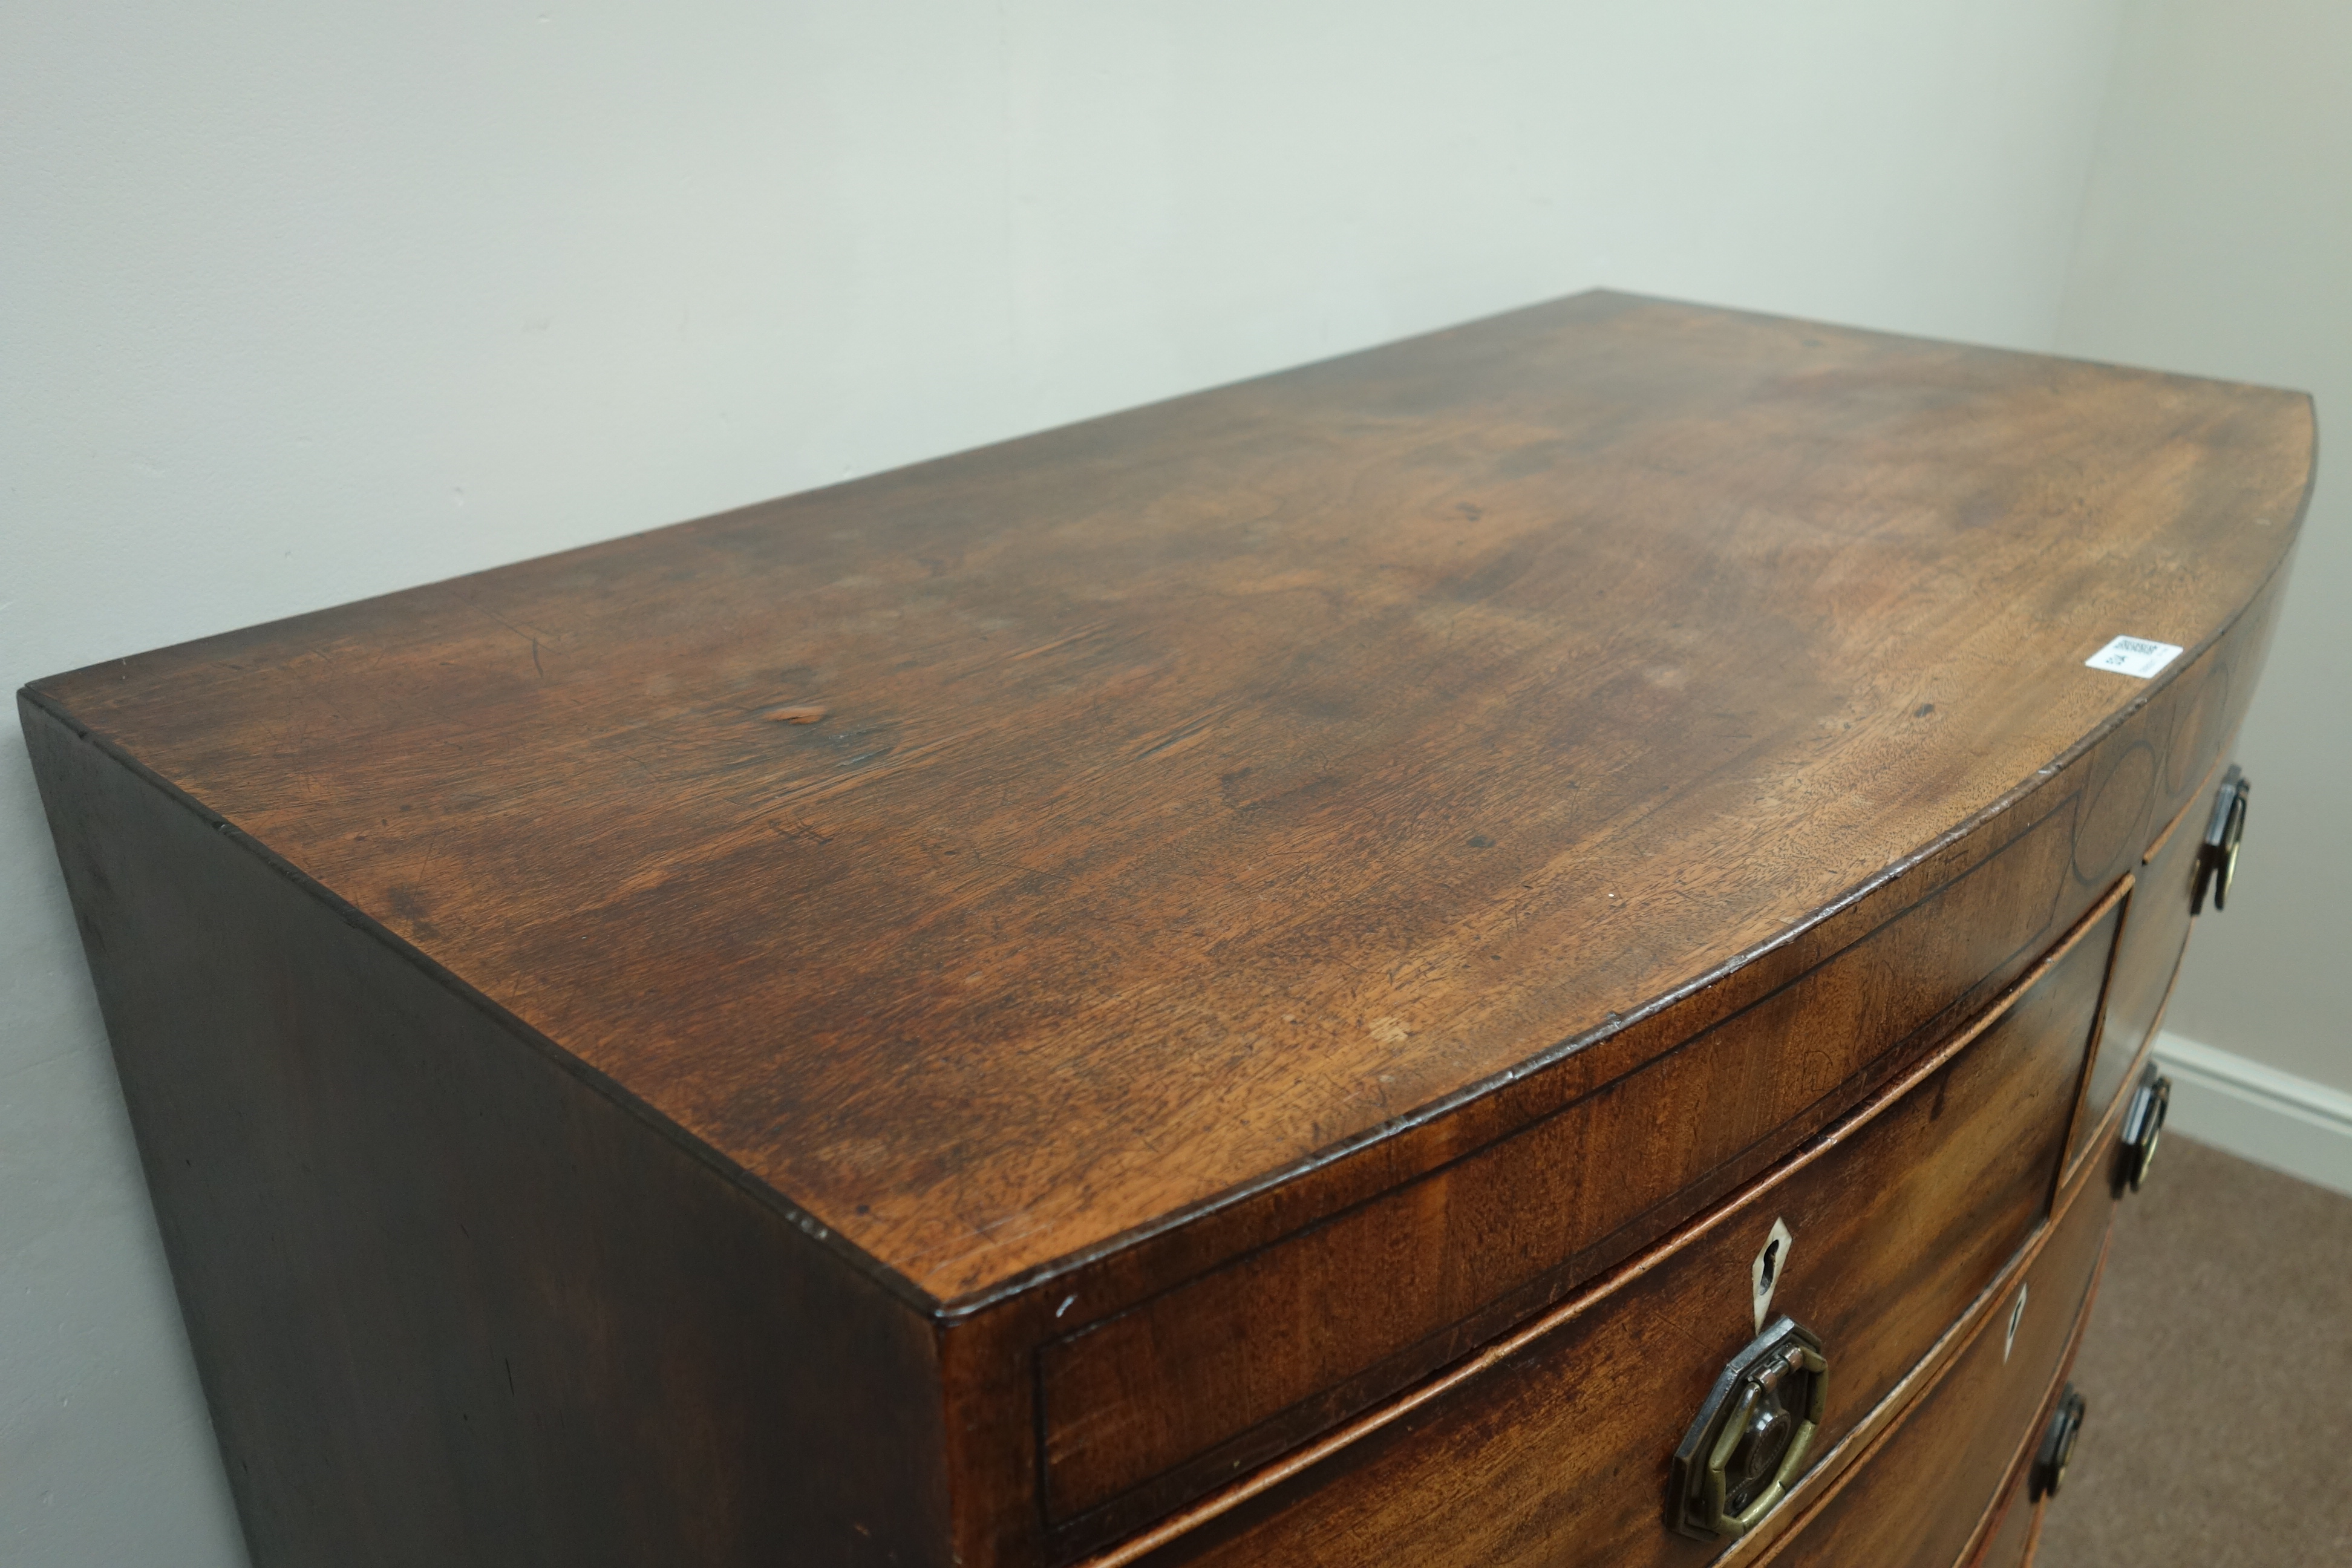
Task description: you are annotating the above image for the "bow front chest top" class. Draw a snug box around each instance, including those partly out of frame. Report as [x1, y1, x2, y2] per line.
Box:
[22, 291, 2311, 1568]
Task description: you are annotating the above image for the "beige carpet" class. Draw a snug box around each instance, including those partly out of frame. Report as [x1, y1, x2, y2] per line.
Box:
[2036, 1134, 2352, 1566]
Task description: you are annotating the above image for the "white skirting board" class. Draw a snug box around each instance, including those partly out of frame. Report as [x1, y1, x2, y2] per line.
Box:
[2151, 1031, 2352, 1199]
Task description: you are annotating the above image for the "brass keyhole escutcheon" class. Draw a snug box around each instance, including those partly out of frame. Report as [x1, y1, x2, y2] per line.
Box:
[1751, 1218, 1794, 1331]
[1670, 1316, 1828, 1539]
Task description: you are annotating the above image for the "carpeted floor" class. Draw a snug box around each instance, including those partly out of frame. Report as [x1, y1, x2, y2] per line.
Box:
[2036, 1134, 2352, 1566]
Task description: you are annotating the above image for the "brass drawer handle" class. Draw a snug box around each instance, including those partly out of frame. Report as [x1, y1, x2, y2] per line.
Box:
[2192, 765, 2250, 913]
[2030, 1385, 2088, 1500]
[2119, 1064, 2171, 1192]
[1669, 1316, 1828, 1539]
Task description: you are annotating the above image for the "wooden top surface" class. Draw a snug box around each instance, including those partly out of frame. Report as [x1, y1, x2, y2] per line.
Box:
[29, 293, 2312, 1307]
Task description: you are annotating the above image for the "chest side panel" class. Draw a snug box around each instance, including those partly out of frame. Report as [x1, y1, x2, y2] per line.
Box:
[22, 698, 956, 1568]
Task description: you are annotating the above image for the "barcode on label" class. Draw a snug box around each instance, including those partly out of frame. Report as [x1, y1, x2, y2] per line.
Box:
[2085, 635, 2184, 679]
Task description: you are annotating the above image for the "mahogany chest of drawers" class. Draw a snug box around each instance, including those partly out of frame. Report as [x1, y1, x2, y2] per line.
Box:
[22, 292, 2310, 1567]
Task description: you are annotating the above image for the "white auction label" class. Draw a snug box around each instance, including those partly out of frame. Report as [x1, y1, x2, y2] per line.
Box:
[2085, 635, 2183, 679]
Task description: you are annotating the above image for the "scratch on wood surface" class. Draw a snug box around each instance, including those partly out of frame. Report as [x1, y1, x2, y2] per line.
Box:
[779, 725, 988, 807]
[1130, 704, 1240, 762]
[1009, 621, 1111, 662]
[459, 596, 558, 661]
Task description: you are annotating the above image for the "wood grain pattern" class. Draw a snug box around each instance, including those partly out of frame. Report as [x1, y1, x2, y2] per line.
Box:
[26, 293, 2311, 1311]
[1040, 800, 2080, 1529]
[1760, 1154, 2112, 1568]
[1124, 889, 2119, 1568]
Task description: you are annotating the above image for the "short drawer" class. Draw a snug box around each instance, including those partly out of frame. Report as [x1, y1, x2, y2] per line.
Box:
[1762, 1148, 2112, 1568]
[1131, 891, 2122, 1568]
[2070, 753, 2230, 1174]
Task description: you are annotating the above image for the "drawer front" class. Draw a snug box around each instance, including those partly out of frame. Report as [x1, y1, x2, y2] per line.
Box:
[1132, 896, 2119, 1568]
[1764, 1158, 2112, 1568]
[2069, 755, 2226, 1174]
[1967, 1466, 2040, 1568]
[1048, 801, 2081, 1530]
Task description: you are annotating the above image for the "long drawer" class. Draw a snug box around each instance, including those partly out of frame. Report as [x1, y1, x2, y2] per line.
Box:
[1760, 1149, 2112, 1567]
[1126, 886, 2125, 1568]
[1969, 1472, 2041, 1568]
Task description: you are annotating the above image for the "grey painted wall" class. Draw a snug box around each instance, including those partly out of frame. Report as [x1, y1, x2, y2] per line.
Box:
[2, 3, 2140, 1563]
[2056, 0, 2352, 1096]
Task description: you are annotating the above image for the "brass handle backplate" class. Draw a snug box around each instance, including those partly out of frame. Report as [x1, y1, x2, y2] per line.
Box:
[2192, 764, 2249, 914]
[2119, 1064, 2171, 1192]
[1669, 1316, 1827, 1540]
[2031, 1384, 2088, 1500]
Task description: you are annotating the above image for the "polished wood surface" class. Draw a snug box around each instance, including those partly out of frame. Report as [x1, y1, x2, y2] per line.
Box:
[22, 294, 2311, 1567]
[25, 292, 2311, 1312]
[1042, 795, 2085, 1526]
